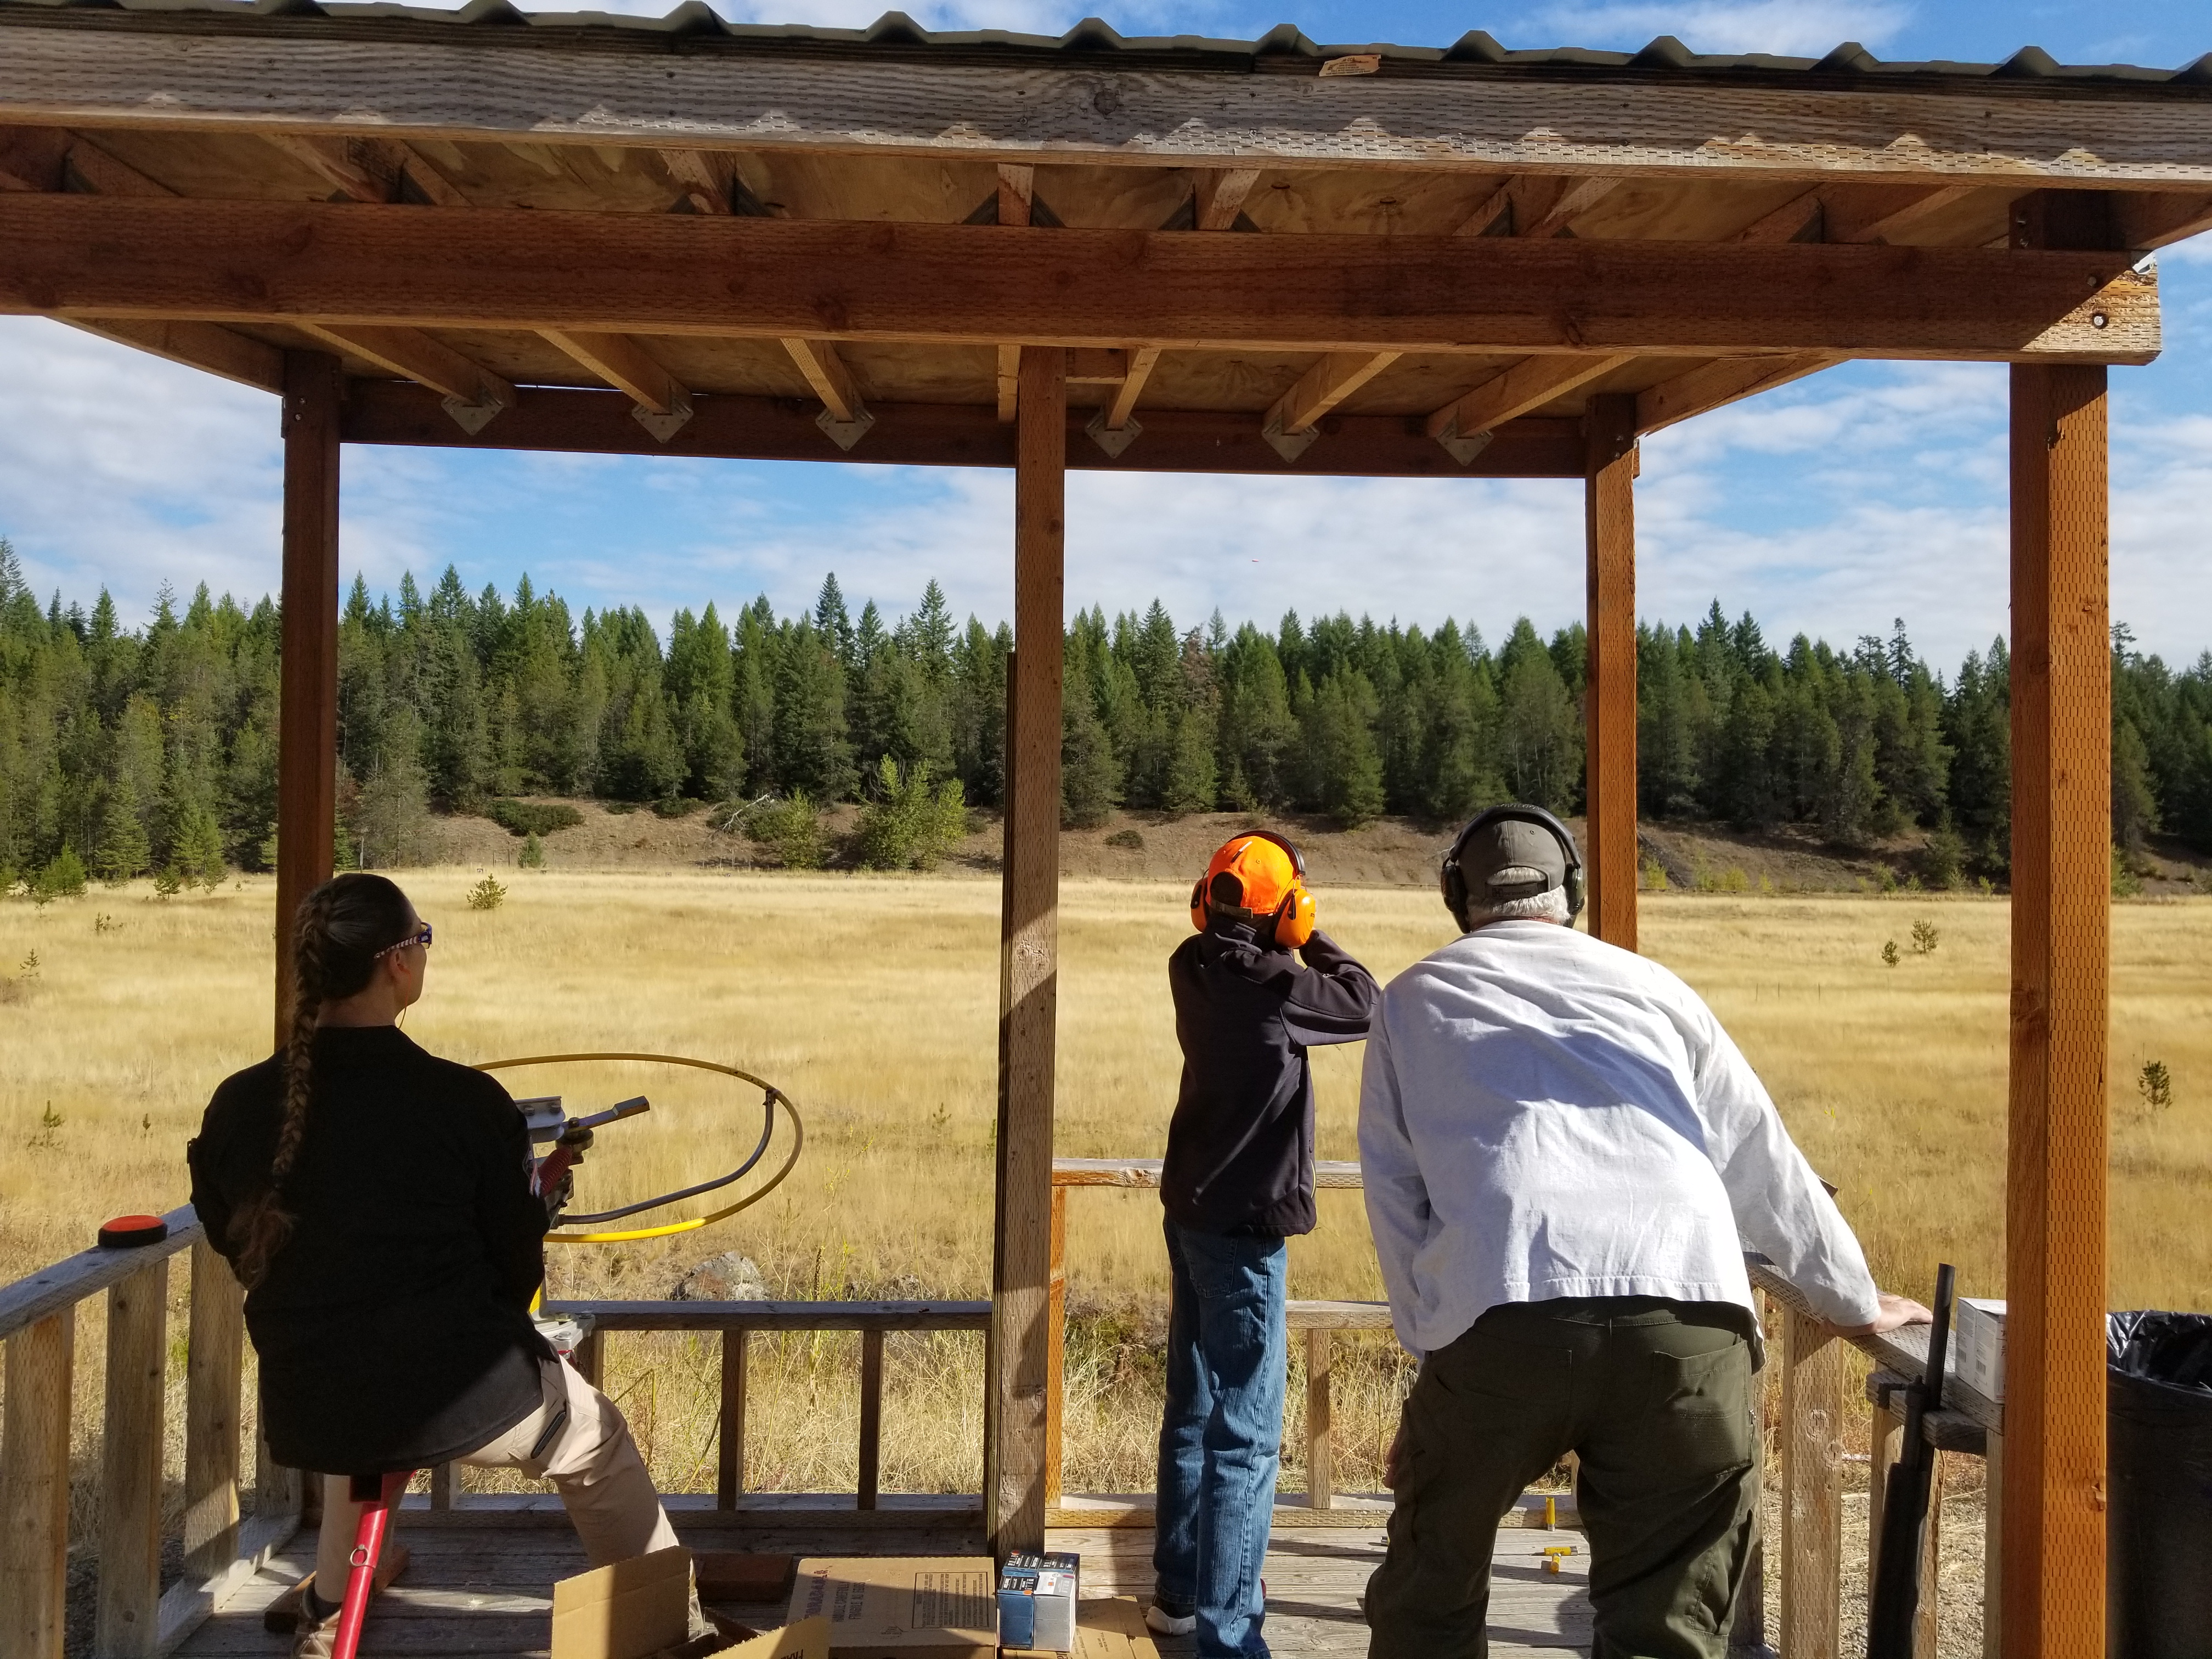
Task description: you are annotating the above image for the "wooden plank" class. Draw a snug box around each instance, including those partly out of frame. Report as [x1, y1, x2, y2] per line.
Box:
[546, 1300, 991, 1333]
[153, 1510, 300, 1659]
[428, 1463, 456, 1511]
[340, 381, 1586, 479]
[0, 197, 2160, 364]
[1828, 184, 1980, 245]
[1, 1309, 75, 1659]
[297, 323, 514, 408]
[1735, 189, 1824, 243]
[1983, 1432, 2004, 1659]
[1634, 353, 1838, 434]
[274, 349, 341, 1046]
[0, 121, 67, 191]
[1305, 1328, 1333, 1512]
[100, 1262, 171, 1659]
[8, 33, 2212, 190]
[1052, 1158, 1366, 1188]
[572, 1328, 602, 1389]
[537, 328, 688, 415]
[2003, 303, 2111, 1659]
[660, 148, 729, 215]
[184, 1239, 244, 1580]
[716, 1329, 748, 1508]
[996, 342, 1019, 423]
[2115, 189, 2212, 250]
[266, 134, 393, 202]
[1427, 353, 1636, 443]
[778, 336, 868, 424]
[991, 344, 1065, 1558]
[1283, 1302, 1393, 1331]
[997, 163, 1034, 228]
[1583, 391, 1638, 952]
[1267, 350, 1400, 436]
[1778, 1306, 1843, 1659]
[64, 319, 286, 394]
[1044, 1186, 1065, 1507]
[0, 1205, 199, 1343]
[64, 135, 173, 198]
[1520, 174, 1623, 239]
[1193, 167, 1262, 230]
[857, 1329, 884, 1512]
[1104, 345, 1159, 431]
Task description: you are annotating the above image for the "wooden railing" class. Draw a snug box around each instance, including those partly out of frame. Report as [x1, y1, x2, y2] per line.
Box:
[1051, 1158, 2005, 1658]
[0, 1207, 301, 1659]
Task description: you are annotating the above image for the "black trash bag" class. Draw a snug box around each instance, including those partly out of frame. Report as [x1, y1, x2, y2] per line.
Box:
[2108, 1310, 2212, 1659]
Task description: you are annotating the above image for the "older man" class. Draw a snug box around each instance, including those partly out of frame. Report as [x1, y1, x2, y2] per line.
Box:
[1357, 805, 1926, 1659]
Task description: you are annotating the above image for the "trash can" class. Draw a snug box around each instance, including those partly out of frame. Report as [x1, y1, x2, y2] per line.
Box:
[2108, 1311, 2212, 1658]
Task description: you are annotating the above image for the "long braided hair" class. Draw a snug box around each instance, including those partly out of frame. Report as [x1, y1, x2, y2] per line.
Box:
[230, 873, 417, 1288]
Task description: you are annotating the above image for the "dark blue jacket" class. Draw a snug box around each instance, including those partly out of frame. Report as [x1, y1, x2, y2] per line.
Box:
[1164, 925, 1378, 1237]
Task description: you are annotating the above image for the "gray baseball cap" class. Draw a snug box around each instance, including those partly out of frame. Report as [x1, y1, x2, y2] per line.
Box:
[1457, 815, 1570, 900]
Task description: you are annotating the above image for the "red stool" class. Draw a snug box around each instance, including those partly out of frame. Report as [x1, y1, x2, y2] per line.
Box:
[331, 1470, 414, 1659]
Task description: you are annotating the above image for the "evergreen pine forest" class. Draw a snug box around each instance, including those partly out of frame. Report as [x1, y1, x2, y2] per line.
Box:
[2, 537, 2208, 888]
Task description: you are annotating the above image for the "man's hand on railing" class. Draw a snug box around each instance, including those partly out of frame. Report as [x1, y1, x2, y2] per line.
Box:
[1838, 1291, 1934, 1338]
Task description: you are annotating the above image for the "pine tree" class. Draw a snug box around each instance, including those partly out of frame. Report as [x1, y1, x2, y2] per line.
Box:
[1302, 668, 1385, 826]
[95, 777, 152, 883]
[772, 619, 856, 800]
[814, 574, 855, 668]
[1060, 654, 1121, 827]
[1496, 619, 1582, 813]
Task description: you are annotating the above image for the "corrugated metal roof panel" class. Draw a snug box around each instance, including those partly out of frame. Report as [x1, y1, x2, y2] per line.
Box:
[0, 0, 2207, 91]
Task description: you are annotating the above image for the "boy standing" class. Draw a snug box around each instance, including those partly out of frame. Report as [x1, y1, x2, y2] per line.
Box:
[1152, 832, 1379, 1657]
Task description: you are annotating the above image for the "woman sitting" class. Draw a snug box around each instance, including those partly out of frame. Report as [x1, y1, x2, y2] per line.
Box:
[189, 873, 718, 1657]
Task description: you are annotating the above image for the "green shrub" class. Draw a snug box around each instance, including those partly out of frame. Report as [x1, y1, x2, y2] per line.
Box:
[35, 847, 88, 901]
[1910, 919, 1939, 956]
[2112, 845, 2143, 898]
[518, 832, 546, 870]
[465, 874, 507, 911]
[1881, 939, 1900, 968]
[1104, 828, 1144, 851]
[2138, 1060, 2172, 1114]
[748, 793, 827, 871]
[652, 797, 704, 820]
[1640, 858, 1669, 891]
[854, 758, 968, 872]
[485, 799, 582, 838]
[152, 867, 183, 899]
[1719, 866, 1750, 894]
[1922, 825, 1966, 890]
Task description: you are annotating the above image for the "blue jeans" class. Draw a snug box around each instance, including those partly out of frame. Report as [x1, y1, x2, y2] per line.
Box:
[1154, 1219, 1288, 1658]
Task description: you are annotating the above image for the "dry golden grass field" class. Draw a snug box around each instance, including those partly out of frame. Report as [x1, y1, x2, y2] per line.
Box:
[3, 868, 2208, 1530]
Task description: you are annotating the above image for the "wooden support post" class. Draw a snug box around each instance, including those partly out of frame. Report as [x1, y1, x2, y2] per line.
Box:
[1982, 1432, 2004, 1659]
[1305, 1328, 1334, 1511]
[428, 1463, 456, 1511]
[1044, 1185, 1066, 1506]
[1583, 392, 1639, 948]
[857, 1329, 885, 1511]
[276, 349, 343, 1037]
[98, 1262, 169, 1659]
[1729, 1285, 1769, 1655]
[184, 1238, 243, 1578]
[1, 1310, 75, 1659]
[717, 1329, 748, 1508]
[573, 1329, 603, 1390]
[2004, 192, 2111, 1659]
[988, 345, 1066, 1557]
[1778, 1307, 1843, 1659]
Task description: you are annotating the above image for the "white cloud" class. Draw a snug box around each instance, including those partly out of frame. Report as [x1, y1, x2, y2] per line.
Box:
[1523, 1, 1910, 55]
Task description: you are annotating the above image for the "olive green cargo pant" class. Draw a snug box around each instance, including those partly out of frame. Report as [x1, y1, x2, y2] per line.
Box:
[1364, 1296, 1759, 1659]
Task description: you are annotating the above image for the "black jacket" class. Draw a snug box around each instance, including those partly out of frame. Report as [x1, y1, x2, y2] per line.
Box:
[1163, 925, 1378, 1237]
[187, 1026, 551, 1475]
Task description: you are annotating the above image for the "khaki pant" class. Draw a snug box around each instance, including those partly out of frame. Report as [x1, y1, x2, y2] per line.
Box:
[314, 1353, 681, 1595]
[1365, 1296, 1759, 1659]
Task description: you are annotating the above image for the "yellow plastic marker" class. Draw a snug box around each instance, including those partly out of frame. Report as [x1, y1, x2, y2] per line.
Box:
[1544, 1494, 1556, 1528]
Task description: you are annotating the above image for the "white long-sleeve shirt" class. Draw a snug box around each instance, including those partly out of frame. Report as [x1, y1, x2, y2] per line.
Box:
[1357, 919, 1881, 1357]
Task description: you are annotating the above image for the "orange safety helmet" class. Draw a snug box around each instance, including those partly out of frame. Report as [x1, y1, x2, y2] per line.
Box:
[1190, 831, 1316, 950]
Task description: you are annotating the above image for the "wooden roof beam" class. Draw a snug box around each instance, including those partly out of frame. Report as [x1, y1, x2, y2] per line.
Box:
[1737, 183, 1982, 245]
[2118, 191, 2212, 251]
[0, 198, 2158, 364]
[1635, 354, 1841, 434]
[1081, 345, 1160, 457]
[300, 322, 514, 433]
[1191, 167, 1262, 232]
[1458, 174, 1623, 239]
[1426, 353, 1635, 464]
[538, 329, 693, 442]
[66, 318, 283, 394]
[1262, 350, 1400, 461]
[0, 125, 68, 193]
[780, 336, 873, 450]
[267, 134, 464, 207]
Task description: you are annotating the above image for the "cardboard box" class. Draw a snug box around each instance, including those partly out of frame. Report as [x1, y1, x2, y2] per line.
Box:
[550, 1546, 693, 1659]
[696, 1553, 799, 1604]
[785, 1558, 997, 1658]
[1004, 1598, 1162, 1659]
[723, 1620, 830, 1659]
[997, 1553, 1078, 1652]
[1954, 1297, 2007, 1404]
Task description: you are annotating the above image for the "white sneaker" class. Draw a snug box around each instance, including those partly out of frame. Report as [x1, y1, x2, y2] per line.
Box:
[1145, 1601, 1197, 1637]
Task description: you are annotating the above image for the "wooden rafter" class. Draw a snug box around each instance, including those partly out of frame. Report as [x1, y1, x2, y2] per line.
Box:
[1737, 183, 1982, 246]
[60, 136, 170, 199]
[997, 163, 1035, 228]
[1104, 346, 1160, 432]
[0, 124, 68, 193]
[1192, 168, 1261, 231]
[1268, 351, 1400, 435]
[1735, 190, 1824, 244]
[781, 337, 867, 425]
[1457, 174, 1621, 238]
[298, 322, 513, 409]
[1520, 174, 1624, 239]
[1635, 354, 1840, 433]
[267, 134, 393, 202]
[996, 343, 1020, 424]
[538, 328, 693, 440]
[66, 318, 283, 393]
[1427, 353, 1635, 448]
[0, 198, 2158, 363]
[660, 148, 729, 214]
[2117, 190, 2212, 250]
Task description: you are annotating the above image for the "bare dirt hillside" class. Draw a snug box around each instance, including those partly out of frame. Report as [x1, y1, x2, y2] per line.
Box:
[434, 798, 2212, 897]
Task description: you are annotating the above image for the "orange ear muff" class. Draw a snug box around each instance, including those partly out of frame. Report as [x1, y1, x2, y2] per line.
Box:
[1272, 884, 1317, 950]
[1190, 877, 1209, 933]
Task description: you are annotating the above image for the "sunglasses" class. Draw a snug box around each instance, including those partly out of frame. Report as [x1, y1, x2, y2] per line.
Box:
[375, 923, 433, 959]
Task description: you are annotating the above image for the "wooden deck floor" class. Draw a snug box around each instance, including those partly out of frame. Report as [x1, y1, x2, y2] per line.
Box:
[174, 1503, 1593, 1658]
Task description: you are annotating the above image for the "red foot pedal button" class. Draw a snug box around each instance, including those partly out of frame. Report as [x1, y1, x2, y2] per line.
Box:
[99, 1214, 168, 1248]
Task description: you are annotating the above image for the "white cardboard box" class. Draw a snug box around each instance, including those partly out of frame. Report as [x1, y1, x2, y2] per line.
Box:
[1954, 1297, 2006, 1404]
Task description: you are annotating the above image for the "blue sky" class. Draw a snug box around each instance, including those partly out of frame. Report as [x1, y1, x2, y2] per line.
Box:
[3, 0, 2211, 672]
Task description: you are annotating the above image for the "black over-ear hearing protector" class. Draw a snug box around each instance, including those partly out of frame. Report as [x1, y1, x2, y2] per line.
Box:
[1438, 804, 1585, 931]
